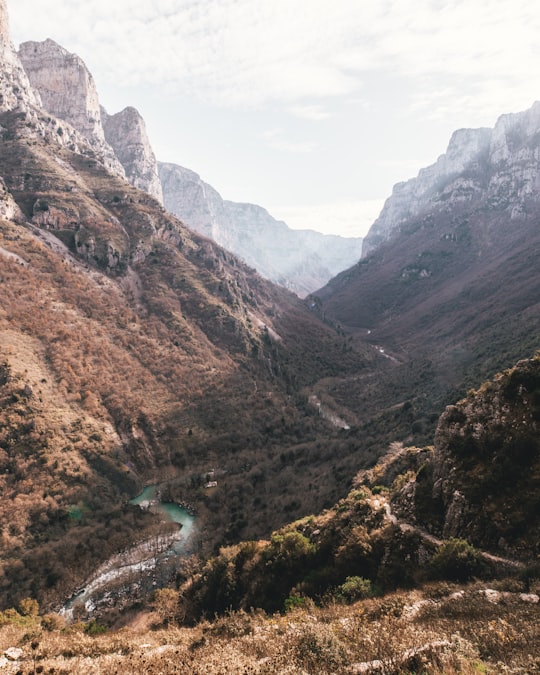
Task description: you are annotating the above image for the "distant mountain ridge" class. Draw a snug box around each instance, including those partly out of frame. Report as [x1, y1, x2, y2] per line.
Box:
[13, 34, 362, 295]
[159, 162, 363, 296]
[314, 99, 540, 449]
[363, 101, 540, 256]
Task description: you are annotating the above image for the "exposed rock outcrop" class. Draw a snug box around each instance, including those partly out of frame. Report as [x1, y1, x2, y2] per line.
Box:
[427, 356, 540, 556]
[18, 39, 124, 178]
[159, 162, 363, 296]
[102, 106, 163, 204]
[363, 101, 540, 256]
[0, 0, 41, 112]
[0, 176, 22, 221]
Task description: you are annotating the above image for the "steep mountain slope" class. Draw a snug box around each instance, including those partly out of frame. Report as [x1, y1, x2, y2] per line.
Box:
[314, 101, 540, 440]
[159, 162, 363, 296]
[185, 355, 540, 620]
[0, 4, 377, 610]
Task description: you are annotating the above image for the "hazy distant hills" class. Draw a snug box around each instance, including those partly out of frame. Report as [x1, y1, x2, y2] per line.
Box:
[159, 162, 363, 296]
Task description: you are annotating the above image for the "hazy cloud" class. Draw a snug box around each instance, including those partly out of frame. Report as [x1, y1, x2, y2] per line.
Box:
[289, 105, 331, 121]
[263, 128, 316, 154]
[271, 199, 385, 238]
[9, 0, 540, 119]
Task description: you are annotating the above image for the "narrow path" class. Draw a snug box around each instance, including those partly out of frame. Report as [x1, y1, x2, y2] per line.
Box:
[0, 245, 28, 266]
[376, 497, 525, 570]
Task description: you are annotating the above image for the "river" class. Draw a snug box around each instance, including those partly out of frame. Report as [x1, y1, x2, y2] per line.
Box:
[129, 485, 196, 553]
[61, 485, 196, 619]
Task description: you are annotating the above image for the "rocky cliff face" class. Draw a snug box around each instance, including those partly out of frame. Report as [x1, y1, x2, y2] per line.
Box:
[159, 162, 363, 296]
[18, 39, 124, 178]
[0, 0, 41, 112]
[363, 101, 540, 256]
[102, 106, 163, 203]
[430, 356, 540, 556]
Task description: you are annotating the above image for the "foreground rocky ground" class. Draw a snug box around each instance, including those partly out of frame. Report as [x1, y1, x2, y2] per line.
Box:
[1, 580, 538, 674]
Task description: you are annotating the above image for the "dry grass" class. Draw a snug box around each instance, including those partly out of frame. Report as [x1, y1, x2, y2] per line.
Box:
[1, 583, 538, 674]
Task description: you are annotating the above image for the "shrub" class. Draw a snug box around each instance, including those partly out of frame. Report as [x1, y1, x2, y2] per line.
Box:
[41, 612, 66, 631]
[152, 588, 180, 625]
[84, 619, 107, 635]
[335, 576, 374, 603]
[293, 623, 349, 673]
[19, 597, 39, 617]
[430, 538, 486, 582]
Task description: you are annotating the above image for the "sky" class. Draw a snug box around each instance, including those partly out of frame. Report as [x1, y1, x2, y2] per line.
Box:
[8, 0, 540, 238]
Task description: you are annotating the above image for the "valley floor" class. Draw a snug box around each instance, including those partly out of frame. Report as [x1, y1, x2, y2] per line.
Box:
[1, 581, 538, 674]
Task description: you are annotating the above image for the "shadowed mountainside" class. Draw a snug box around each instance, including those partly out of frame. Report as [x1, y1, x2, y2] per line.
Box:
[312, 102, 540, 446]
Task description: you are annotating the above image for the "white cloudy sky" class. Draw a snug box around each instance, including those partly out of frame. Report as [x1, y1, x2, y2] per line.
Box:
[8, 0, 540, 237]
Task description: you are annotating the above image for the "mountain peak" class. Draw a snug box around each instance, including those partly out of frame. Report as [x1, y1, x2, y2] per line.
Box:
[362, 101, 540, 256]
[101, 105, 163, 203]
[18, 38, 125, 178]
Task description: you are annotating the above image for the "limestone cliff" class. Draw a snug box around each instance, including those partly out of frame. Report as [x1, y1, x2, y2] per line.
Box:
[159, 162, 363, 296]
[363, 101, 540, 256]
[18, 39, 124, 178]
[102, 106, 163, 204]
[0, 0, 41, 112]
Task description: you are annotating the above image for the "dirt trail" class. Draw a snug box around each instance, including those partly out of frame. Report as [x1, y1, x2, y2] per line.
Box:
[375, 497, 525, 570]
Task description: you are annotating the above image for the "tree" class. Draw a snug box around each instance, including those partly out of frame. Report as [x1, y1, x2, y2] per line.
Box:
[152, 588, 180, 625]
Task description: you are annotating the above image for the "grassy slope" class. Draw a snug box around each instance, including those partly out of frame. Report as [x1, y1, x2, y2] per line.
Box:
[1, 582, 539, 674]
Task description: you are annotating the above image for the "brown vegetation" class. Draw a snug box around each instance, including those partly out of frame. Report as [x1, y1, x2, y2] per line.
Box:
[0, 106, 375, 610]
[0, 581, 538, 674]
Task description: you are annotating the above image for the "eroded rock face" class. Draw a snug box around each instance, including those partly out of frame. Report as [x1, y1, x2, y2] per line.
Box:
[18, 39, 124, 178]
[0, 0, 41, 112]
[102, 106, 163, 203]
[431, 356, 540, 555]
[0, 177, 23, 220]
[363, 101, 540, 256]
[159, 162, 363, 296]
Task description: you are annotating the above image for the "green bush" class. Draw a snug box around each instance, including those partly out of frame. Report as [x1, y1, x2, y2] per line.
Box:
[84, 619, 107, 635]
[335, 576, 374, 603]
[430, 538, 486, 582]
[284, 594, 308, 612]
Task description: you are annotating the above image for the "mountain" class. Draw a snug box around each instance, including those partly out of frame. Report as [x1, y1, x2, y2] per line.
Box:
[101, 105, 163, 203]
[363, 103, 540, 256]
[17, 38, 125, 179]
[314, 101, 540, 445]
[0, 3, 376, 610]
[18, 40, 163, 204]
[159, 162, 363, 296]
[1, 4, 540, 669]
